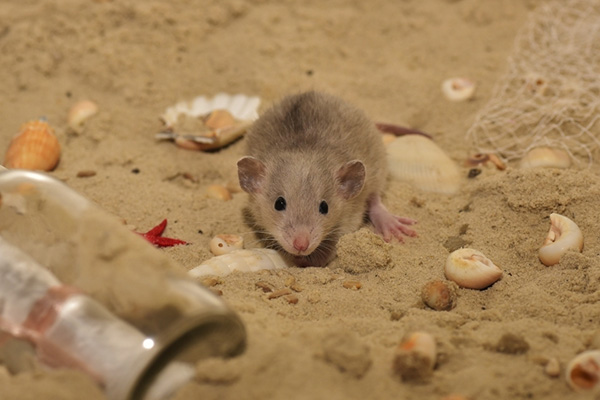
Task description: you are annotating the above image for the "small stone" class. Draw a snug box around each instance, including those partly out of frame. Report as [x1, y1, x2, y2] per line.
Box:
[267, 288, 292, 299]
[421, 280, 457, 311]
[321, 330, 372, 379]
[255, 281, 274, 293]
[201, 277, 221, 287]
[284, 294, 299, 304]
[494, 333, 530, 354]
[76, 170, 97, 178]
[544, 357, 560, 377]
[343, 280, 362, 290]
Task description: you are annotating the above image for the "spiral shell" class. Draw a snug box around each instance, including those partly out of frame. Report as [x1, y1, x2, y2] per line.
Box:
[4, 120, 61, 171]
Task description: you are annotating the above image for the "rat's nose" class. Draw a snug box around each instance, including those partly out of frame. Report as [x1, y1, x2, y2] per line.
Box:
[293, 235, 310, 252]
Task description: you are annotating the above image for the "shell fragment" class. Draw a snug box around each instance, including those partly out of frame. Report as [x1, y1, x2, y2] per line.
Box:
[539, 213, 583, 266]
[189, 248, 292, 278]
[157, 93, 261, 151]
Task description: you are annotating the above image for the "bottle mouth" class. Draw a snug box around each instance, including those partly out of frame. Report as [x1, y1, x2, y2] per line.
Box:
[125, 311, 246, 400]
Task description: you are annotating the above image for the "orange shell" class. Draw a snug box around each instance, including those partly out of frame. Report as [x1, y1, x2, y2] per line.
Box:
[4, 120, 61, 171]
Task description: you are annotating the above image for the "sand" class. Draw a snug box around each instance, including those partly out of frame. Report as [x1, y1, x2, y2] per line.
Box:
[1, 0, 600, 399]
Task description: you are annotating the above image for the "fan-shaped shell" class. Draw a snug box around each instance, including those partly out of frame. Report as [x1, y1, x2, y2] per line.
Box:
[157, 93, 261, 151]
[161, 93, 260, 128]
[4, 120, 61, 171]
[387, 135, 461, 194]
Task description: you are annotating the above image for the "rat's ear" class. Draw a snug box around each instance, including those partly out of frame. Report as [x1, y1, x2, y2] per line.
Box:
[336, 160, 365, 200]
[237, 156, 267, 194]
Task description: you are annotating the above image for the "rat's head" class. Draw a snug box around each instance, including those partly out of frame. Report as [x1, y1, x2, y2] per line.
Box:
[237, 154, 365, 263]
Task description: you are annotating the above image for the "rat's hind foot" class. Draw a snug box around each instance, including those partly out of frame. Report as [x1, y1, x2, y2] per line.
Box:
[368, 194, 417, 242]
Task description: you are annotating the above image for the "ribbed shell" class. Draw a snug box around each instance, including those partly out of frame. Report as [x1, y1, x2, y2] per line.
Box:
[387, 135, 461, 194]
[4, 120, 61, 171]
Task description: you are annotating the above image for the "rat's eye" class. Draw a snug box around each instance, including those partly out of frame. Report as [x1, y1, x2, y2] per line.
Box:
[319, 200, 328, 215]
[274, 196, 286, 211]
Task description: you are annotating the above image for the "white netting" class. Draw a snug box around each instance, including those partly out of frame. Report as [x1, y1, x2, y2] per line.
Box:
[466, 0, 600, 164]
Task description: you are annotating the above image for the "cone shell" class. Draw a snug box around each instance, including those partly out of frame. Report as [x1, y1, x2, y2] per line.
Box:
[387, 135, 461, 194]
[4, 120, 61, 171]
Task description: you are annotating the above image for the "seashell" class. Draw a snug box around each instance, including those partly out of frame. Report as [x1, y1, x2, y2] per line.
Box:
[68, 100, 98, 133]
[445, 248, 502, 289]
[381, 133, 397, 146]
[545, 357, 561, 378]
[206, 184, 232, 201]
[210, 234, 244, 256]
[392, 332, 437, 381]
[539, 213, 583, 266]
[523, 72, 548, 96]
[520, 147, 571, 169]
[465, 153, 506, 170]
[157, 93, 260, 151]
[421, 280, 457, 311]
[387, 135, 461, 194]
[441, 78, 476, 101]
[203, 109, 236, 131]
[565, 350, 600, 392]
[4, 120, 61, 171]
[188, 248, 293, 278]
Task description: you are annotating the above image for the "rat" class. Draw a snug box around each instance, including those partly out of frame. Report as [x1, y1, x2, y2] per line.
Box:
[237, 91, 417, 267]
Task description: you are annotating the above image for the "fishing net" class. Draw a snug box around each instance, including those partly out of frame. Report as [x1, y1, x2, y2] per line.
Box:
[466, 0, 600, 164]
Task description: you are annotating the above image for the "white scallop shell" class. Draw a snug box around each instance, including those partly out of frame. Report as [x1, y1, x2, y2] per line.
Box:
[161, 93, 261, 128]
[188, 249, 292, 278]
[387, 135, 461, 194]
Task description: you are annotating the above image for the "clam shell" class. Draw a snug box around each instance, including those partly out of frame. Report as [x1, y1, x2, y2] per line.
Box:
[445, 248, 502, 289]
[566, 350, 600, 392]
[4, 120, 61, 171]
[387, 135, 461, 194]
[520, 147, 571, 169]
[539, 213, 583, 266]
[158, 93, 260, 151]
[188, 248, 292, 278]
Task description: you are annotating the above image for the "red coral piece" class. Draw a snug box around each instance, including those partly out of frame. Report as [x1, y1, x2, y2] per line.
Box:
[136, 219, 188, 247]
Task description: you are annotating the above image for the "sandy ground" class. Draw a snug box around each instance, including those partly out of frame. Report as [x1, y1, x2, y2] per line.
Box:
[1, 0, 600, 399]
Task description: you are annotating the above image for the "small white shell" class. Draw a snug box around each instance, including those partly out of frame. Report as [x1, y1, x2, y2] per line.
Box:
[161, 93, 260, 128]
[539, 213, 583, 266]
[520, 147, 571, 169]
[565, 350, 600, 392]
[445, 248, 502, 289]
[392, 332, 437, 381]
[68, 100, 99, 133]
[387, 135, 461, 194]
[209, 234, 244, 256]
[441, 78, 476, 101]
[189, 249, 292, 278]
